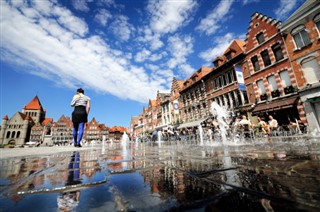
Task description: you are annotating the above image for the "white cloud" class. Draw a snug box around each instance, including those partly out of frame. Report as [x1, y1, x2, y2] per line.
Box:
[274, 0, 300, 21]
[198, 33, 235, 63]
[110, 15, 134, 41]
[71, 0, 90, 12]
[146, 0, 198, 34]
[196, 0, 234, 35]
[1, 1, 167, 103]
[166, 34, 195, 77]
[94, 9, 112, 26]
[135, 48, 151, 62]
[243, 0, 260, 5]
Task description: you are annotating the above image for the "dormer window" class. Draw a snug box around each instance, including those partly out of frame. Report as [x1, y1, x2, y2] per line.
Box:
[213, 61, 219, 67]
[225, 51, 232, 60]
[292, 25, 311, 49]
[256, 32, 265, 44]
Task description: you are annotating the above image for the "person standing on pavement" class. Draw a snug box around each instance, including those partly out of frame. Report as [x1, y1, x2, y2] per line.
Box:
[71, 88, 90, 147]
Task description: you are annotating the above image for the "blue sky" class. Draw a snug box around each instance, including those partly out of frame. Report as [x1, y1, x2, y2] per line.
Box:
[0, 0, 305, 127]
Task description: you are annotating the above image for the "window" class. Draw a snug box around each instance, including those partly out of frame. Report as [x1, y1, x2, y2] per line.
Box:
[257, 80, 266, 94]
[225, 52, 232, 60]
[261, 50, 271, 67]
[214, 61, 219, 67]
[279, 70, 291, 87]
[267, 75, 277, 91]
[251, 56, 260, 72]
[256, 32, 265, 44]
[268, 75, 280, 98]
[292, 25, 311, 49]
[272, 43, 284, 61]
[301, 56, 320, 84]
[6, 131, 10, 139]
[228, 70, 235, 83]
[280, 70, 293, 94]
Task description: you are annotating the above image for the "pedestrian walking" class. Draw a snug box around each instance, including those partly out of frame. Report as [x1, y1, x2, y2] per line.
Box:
[70, 88, 90, 147]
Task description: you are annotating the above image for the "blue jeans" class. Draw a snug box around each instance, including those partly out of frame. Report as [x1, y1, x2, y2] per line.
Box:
[73, 122, 85, 145]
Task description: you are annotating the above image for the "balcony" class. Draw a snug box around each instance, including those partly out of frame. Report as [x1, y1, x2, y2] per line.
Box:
[284, 85, 294, 95]
[260, 93, 267, 101]
[271, 90, 280, 98]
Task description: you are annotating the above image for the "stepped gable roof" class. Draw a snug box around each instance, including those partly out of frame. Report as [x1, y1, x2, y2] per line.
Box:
[42, 118, 53, 125]
[109, 126, 127, 133]
[24, 96, 44, 111]
[245, 12, 281, 51]
[3, 115, 8, 120]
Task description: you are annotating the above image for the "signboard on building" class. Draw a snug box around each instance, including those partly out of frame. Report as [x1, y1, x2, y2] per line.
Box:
[235, 66, 246, 91]
[173, 100, 179, 114]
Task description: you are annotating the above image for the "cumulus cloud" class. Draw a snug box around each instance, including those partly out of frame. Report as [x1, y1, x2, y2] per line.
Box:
[166, 35, 195, 77]
[110, 15, 134, 41]
[71, 0, 91, 12]
[198, 33, 235, 63]
[146, 0, 198, 34]
[94, 9, 112, 26]
[1, 1, 166, 103]
[274, 0, 301, 21]
[196, 0, 234, 35]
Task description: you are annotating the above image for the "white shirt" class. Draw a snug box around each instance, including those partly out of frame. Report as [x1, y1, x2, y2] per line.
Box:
[71, 94, 90, 107]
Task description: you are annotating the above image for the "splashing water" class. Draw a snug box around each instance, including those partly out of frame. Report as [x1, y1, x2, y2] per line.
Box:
[121, 132, 129, 147]
[198, 124, 204, 146]
[210, 101, 230, 143]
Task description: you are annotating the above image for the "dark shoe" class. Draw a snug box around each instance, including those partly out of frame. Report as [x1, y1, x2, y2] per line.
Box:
[74, 144, 77, 147]
[77, 144, 82, 148]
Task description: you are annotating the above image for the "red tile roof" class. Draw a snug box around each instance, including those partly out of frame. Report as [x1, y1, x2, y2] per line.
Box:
[42, 118, 53, 125]
[109, 126, 127, 133]
[24, 96, 44, 110]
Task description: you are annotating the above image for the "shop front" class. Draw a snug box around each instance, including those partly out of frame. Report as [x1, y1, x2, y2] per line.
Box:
[252, 96, 300, 126]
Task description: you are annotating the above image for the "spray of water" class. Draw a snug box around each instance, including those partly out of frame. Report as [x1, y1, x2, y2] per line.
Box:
[210, 101, 230, 143]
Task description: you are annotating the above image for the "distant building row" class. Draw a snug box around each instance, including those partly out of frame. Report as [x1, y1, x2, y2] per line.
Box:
[0, 96, 127, 145]
[130, 0, 320, 136]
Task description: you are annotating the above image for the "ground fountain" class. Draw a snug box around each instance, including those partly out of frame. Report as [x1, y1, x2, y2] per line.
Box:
[0, 115, 319, 211]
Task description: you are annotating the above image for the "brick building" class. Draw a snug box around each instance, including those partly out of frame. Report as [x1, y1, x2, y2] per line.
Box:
[203, 40, 250, 118]
[245, 13, 305, 126]
[178, 66, 212, 128]
[281, 0, 320, 132]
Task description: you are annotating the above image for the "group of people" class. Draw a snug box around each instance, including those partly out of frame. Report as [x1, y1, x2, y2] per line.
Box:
[234, 115, 278, 136]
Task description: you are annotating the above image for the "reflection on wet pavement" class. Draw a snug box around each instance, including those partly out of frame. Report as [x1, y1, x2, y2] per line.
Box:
[0, 137, 319, 211]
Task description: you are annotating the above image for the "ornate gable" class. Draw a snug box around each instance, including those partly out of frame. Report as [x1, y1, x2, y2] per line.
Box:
[245, 12, 281, 52]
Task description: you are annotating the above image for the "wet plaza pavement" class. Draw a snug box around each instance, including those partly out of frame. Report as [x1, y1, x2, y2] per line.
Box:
[0, 137, 320, 211]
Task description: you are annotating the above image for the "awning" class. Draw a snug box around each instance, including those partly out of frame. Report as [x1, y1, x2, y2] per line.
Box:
[252, 97, 298, 114]
[307, 96, 320, 103]
[177, 118, 207, 129]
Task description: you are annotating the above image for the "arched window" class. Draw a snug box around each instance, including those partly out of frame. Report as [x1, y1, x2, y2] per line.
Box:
[11, 131, 16, 138]
[6, 131, 10, 138]
[291, 25, 311, 49]
[17, 131, 20, 138]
